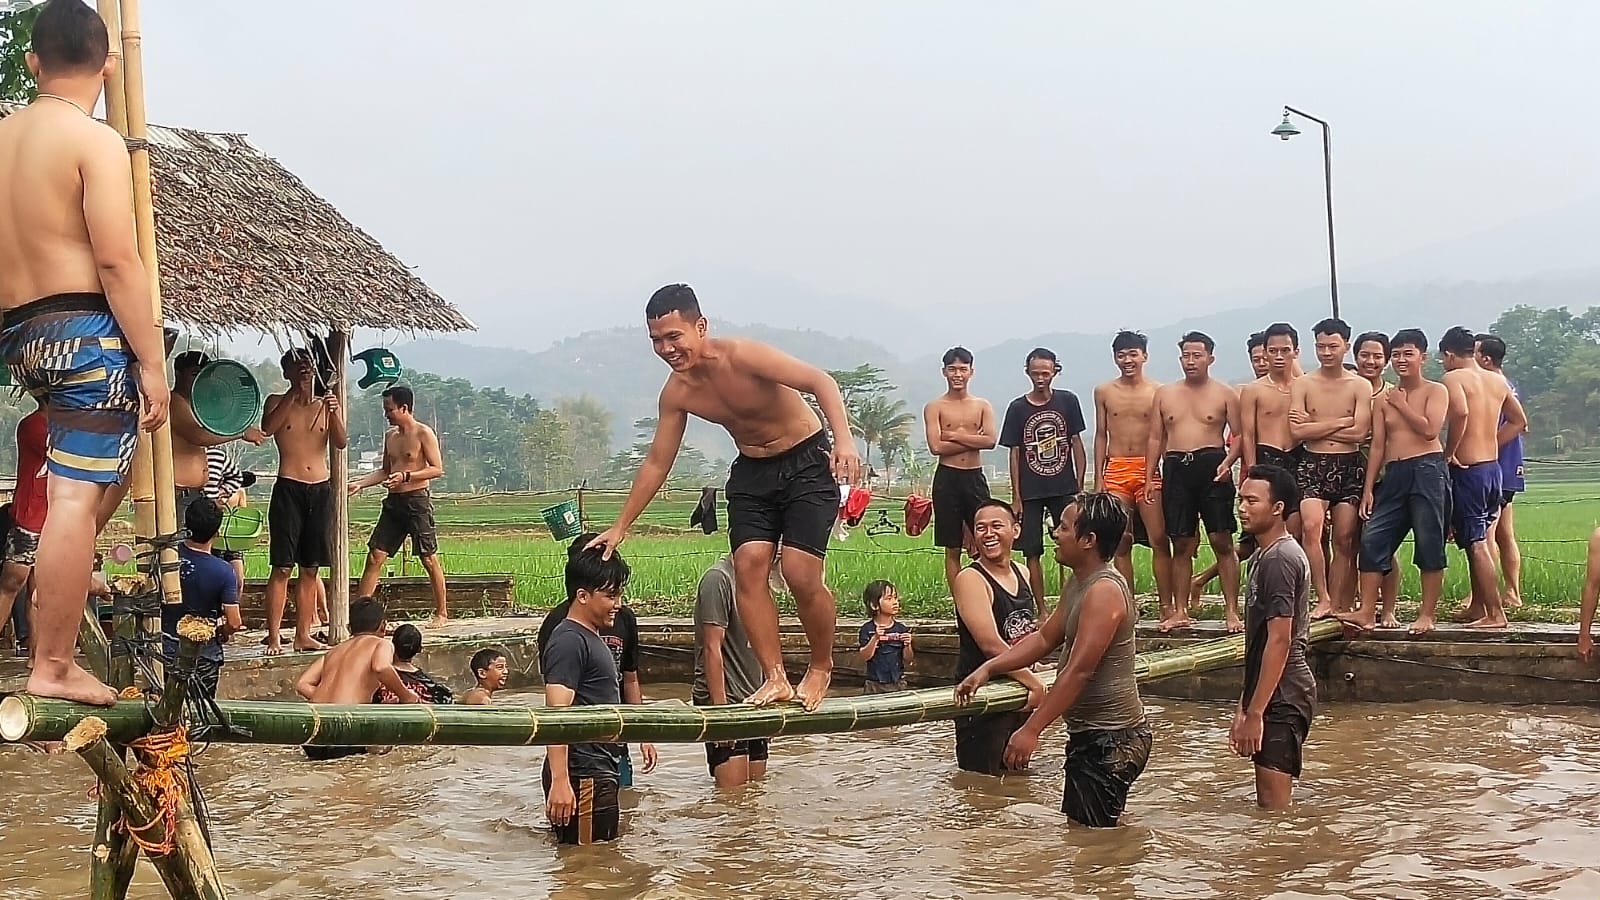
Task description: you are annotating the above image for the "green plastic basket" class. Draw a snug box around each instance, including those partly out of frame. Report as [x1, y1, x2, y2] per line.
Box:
[540, 499, 583, 542]
[191, 359, 261, 438]
[218, 506, 264, 552]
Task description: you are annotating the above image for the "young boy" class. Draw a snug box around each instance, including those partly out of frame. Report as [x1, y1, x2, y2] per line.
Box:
[460, 647, 507, 705]
[374, 623, 453, 704]
[543, 543, 632, 845]
[858, 580, 913, 693]
[295, 597, 420, 760]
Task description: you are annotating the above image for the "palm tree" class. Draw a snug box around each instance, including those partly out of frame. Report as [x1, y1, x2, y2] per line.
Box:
[852, 395, 915, 472]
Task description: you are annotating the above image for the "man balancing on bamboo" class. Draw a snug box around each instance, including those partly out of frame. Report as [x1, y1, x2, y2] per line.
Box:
[0, 0, 170, 707]
[588, 284, 861, 711]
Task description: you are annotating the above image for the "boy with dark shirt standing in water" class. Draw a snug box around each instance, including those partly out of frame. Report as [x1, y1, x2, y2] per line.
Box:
[543, 544, 632, 845]
[1232, 465, 1316, 810]
[925, 347, 998, 593]
[858, 580, 913, 693]
[693, 552, 783, 788]
[1000, 348, 1086, 608]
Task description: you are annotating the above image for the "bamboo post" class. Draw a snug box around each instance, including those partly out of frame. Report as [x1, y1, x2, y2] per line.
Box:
[326, 330, 350, 643]
[79, 604, 111, 683]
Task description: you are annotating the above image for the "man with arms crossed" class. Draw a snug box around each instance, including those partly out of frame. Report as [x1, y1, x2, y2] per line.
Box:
[693, 552, 785, 788]
[925, 347, 997, 592]
[1439, 326, 1527, 629]
[1231, 464, 1316, 810]
[589, 284, 861, 711]
[1289, 318, 1370, 619]
[999, 347, 1085, 607]
[956, 492, 1150, 828]
[263, 348, 346, 652]
[1342, 330, 1452, 634]
[1094, 331, 1174, 623]
[0, 0, 170, 705]
[1146, 332, 1241, 632]
[351, 385, 448, 627]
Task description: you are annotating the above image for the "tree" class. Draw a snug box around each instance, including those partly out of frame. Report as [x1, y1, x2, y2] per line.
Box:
[0, 6, 38, 103]
[521, 410, 577, 491]
[557, 395, 614, 484]
[1488, 305, 1594, 400]
[851, 394, 914, 472]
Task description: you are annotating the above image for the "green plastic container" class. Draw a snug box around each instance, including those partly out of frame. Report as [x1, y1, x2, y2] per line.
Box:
[191, 360, 261, 437]
[540, 499, 583, 541]
[218, 505, 264, 552]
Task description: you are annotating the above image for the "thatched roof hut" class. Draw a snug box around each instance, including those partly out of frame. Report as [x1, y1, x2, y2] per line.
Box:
[0, 101, 474, 336]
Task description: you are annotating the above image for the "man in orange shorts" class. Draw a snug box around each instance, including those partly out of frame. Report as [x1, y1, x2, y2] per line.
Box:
[1092, 331, 1172, 618]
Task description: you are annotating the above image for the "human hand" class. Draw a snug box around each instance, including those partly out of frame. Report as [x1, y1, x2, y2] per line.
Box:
[831, 444, 864, 486]
[384, 471, 406, 490]
[324, 394, 340, 416]
[1228, 709, 1263, 757]
[546, 780, 576, 826]
[1579, 631, 1593, 663]
[1287, 408, 1308, 426]
[347, 482, 364, 497]
[242, 426, 266, 446]
[1002, 726, 1040, 771]
[585, 525, 627, 560]
[1214, 462, 1232, 482]
[640, 743, 659, 774]
[1022, 678, 1046, 713]
[1359, 492, 1373, 520]
[953, 667, 990, 706]
[137, 362, 169, 432]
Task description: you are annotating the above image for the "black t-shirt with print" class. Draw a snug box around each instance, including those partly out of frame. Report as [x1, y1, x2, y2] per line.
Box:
[999, 390, 1087, 501]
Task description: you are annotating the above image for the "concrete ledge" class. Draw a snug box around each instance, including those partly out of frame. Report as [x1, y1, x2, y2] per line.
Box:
[234, 575, 515, 628]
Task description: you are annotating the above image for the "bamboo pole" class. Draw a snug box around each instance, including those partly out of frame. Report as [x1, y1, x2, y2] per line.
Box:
[79, 604, 111, 683]
[1, 621, 1347, 746]
[326, 330, 350, 644]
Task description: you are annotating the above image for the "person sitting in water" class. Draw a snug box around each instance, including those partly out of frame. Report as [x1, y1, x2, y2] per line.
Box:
[165, 498, 243, 701]
[295, 597, 420, 760]
[542, 543, 632, 845]
[692, 551, 783, 789]
[460, 647, 507, 705]
[374, 623, 453, 704]
[951, 500, 1047, 776]
[956, 492, 1151, 827]
[858, 579, 913, 694]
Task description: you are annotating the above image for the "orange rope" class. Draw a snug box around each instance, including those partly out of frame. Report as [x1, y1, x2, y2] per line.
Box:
[117, 726, 190, 856]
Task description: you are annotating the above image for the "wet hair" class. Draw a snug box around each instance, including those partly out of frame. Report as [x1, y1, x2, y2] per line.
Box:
[565, 533, 631, 601]
[172, 351, 210, 373]
[1111, 330, 1148, 353]
[1391, 328, 1428, 353]
[1263, 322, 1299, 349]
[646, 283, 702, 321]
[382, 384, 414, 411]
[31, 0, 109, 76]
[971, 498, 1018, 526]
[1476, 334, 1507, 364]
[1065, 492, 1128, 562]
[1313, 317, 1352, 341]
[1178, 331, 1215, 353]
[1354, 331, 1390, 357]
[863, 579, 896, 614]
[942, 346, 974, 367]
[1247, 332, 1267, 352]
[1025, 347, 1060, 371]
[470, 647, 507, 681]
[1244, 464, 1299, 520]
[1440, 326, 1477, 356]
[183, 496, 222, 543]
[280, 347, 313, 373]
[349, 597, 386, 635]
[392, 624, 423, 662]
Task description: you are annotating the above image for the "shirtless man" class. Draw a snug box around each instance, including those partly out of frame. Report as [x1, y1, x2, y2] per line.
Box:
[588, 284, 861, 712]
[1351, 332, 1402, 626]
[998, 347, 1086, 607]
[295, 596, 419, 759]
[351, 385, 447, 626]
[1192, 331, 1277, 604]
[169, 350, 264, 530]
[262, 348, 347, 652]
[1146, 332, 1241, 632]
[1345, 329, 1451, 634]
[1474, 334, 1525, 611]
[925, 347, 997, 592]
[1439, 326, 1527, 629]
[1289, 318, 1370, 619]
[1093, 331, 1173, 620]
[0, 0, 170, 705]
[1247, 331, 1269, 381]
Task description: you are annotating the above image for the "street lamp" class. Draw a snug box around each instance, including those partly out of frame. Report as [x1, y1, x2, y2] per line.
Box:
[1272, 106, 1339, 320]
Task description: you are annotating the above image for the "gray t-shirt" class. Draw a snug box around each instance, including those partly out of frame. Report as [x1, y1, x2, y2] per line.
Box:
[1242, 535, 1316, 724]
[691, 558, 762, 705]
[543, 619, 624, 779]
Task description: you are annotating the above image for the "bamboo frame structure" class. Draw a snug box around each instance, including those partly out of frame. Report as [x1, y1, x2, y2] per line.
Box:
[0, 620, 1346, 747]
[326, 330, 351, 643]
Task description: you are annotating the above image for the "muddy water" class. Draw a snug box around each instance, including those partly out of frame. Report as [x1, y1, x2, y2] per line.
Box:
[1, 692, 1597, 900]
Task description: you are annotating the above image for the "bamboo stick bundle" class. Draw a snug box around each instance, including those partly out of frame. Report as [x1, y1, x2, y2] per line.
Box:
[0, 621, 1346, 747]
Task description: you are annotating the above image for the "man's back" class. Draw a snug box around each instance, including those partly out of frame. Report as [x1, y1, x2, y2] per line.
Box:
[0, 104, 112, 308]
[307, 635, 387, 703]
[1447, 367, 1508, 464]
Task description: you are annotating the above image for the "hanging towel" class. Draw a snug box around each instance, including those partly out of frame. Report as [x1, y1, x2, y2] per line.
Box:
[690, 487, 720, 534]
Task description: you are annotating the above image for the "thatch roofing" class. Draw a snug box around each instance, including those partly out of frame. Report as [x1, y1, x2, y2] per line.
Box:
[0, 101, 474, 335]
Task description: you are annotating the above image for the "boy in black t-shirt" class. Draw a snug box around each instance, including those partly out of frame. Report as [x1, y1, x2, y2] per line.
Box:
[999, 348, 1088, 607]
[543, 542, 633, 845]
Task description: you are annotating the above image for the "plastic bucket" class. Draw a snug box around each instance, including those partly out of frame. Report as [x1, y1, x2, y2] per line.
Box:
[191, 360, 262, 437]
[540, 499, 583, 541]
[218, 505, 265, 552]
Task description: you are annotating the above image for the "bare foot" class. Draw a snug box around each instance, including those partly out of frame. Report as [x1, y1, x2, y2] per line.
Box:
[745, 673, 797, 708]
[1311, 601, 1337, 620]
[794, 666, 833, 712]
[427, 616, 449, 629]
[1335, 612, 1376, 633]
[1407, 615, 1436, 637]
[1379, 613, 1402, 629]
[264, 635, 285, 656]
[1449, 604, 1483, 624]
[1156, 614, 1194, 634]
[1225, 612, 1244, 634]
[1188, 580, 1206, 608]
[26, 664, 117, 707]
[1503, 591, 1522, 610]
[293, 637, 329, 653]
[1465, 615, 1508, 630]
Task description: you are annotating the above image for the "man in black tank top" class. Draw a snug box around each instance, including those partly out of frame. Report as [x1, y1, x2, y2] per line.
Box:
[949, 499, 1046, 775]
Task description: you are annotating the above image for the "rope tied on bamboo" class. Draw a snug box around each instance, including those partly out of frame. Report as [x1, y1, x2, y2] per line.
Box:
[119, 725, 192, 856]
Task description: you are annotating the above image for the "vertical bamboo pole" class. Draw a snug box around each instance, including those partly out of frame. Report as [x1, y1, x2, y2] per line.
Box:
[325, 330, 350, 643]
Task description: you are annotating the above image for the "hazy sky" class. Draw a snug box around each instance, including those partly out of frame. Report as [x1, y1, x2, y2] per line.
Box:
[133, 1, 1599, 346]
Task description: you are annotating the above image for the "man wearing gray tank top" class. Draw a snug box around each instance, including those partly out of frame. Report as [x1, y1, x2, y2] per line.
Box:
[956, 492, 1151, 827]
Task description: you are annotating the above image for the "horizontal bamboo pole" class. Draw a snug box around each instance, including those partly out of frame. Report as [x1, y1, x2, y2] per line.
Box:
[0, 621, 1344, 747]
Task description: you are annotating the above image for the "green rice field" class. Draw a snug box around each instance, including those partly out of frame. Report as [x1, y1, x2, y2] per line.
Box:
[205, 478, 1600, 621]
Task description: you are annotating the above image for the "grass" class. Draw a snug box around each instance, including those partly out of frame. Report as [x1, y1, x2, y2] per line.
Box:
[170, 480, 1594, 622]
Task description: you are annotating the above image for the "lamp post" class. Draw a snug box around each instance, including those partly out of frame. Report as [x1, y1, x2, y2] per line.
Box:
[1272, 106, 1339, 320]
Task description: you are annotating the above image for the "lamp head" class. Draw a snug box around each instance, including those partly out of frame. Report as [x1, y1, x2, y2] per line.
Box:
[1272, 114, 1300, 141]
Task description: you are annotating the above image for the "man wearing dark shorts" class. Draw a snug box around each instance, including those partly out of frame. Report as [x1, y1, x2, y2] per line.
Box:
[1000, 348, 1087, 607]
[352, 385, 447, 627]
[692, 554, 776, 787]
[924, 347, 998, 593]
[1233, 465, 1316, 810]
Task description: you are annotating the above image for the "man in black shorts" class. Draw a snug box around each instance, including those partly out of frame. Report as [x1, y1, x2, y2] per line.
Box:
[924, 347, 998, 592]
[999, 348, 1086, 607]
[351, 385, 447, 628]
[1232, 465, 1316, 810]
